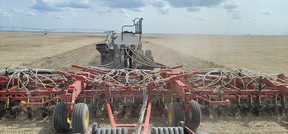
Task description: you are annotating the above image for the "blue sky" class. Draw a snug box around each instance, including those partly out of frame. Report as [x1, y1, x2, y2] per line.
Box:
[0, 0, 287, 35]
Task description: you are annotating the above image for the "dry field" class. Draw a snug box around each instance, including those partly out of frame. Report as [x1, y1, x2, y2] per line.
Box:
[0, 32, 288, 134]
[145, 34, 288, 74]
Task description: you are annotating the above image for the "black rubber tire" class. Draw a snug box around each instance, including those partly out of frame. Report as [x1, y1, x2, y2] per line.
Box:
[93, 128, 128, 134]
[163, 127, 169, 134]
[111, 128, 117, 134]
[117, 128, 122, 134]
[173, 127, 180, 134]
[72, 103, 89, 133]
[106, 128, 111, 134]
[168, 127, 174, 134]
[122, 128, 128, 134]
[151, 127, 184, 134]
[101, 128, 106, 134]
[185, 100, 201, 132]
[168, 102, 185, 127]
[92, 123, 97, 134]
[160, 127, 165, 134]
[95, 129, 100, 134]
[53, 101, 70, 133]
[152, 127, 159, 134]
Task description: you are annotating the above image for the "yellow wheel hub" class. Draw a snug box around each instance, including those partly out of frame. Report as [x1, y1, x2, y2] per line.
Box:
[84, 111, 89, 126]
[67, 117, 71, 124]
[168, 110, 172, 124]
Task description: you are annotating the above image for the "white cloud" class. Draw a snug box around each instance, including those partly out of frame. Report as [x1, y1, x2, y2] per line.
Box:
[31, 0, 91, 11]
[100, 0, 147, 9]
[55, 14, 68, 20]
[158, 6, 170, 15]
[152, 0, 170, 15]
[185, 14, 193, 17]
[0, 9, 14, 20]
[56, 0, 90, 9]
[11, 8, 23, 13]
[129, 8, 145, 12]
[71, 11, 79, 18]
[195, 16, 206, 21]
[119, 9, 131, 17]
[97, 7, 113, 15]
[232, 11, 241, 20]
[166, 0, 224, 8]
[262, 9, 272, 15]
[222, 0, 239, 11]
[48, 12, 69, 20]
[187, 7, 201, 12]
[26, 12, 36, 16]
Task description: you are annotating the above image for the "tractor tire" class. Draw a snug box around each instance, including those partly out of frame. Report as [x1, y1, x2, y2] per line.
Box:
[168, 102, 185, 127]
[145, 50, 153, 61]
[151, 127, 184, 134]
[53, 101, 70, 133]
[72, 103, 89, 134]
[185, 100, 201, 132]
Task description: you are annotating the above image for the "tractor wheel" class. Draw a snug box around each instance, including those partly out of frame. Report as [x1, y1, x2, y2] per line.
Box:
[185, 100, 201, 132]
[168, 102, 185, 127]
[72, 103, 89, 133]
[145, 50, 153, 61]
[53, 101, 70, 133]
[151, 127, 184, 134]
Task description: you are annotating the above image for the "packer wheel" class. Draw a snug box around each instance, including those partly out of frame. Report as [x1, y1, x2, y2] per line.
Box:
[92, 128, 128, 134]
[151, 127, 184, 134]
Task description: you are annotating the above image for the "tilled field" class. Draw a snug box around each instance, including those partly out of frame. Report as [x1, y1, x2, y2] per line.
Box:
[0, 32, 288, 134]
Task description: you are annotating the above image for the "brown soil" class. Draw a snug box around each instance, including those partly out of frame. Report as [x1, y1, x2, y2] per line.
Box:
[0, 32, 288, 134]
[144, 34, 288, 74]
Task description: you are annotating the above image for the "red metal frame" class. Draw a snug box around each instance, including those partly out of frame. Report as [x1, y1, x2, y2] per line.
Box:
[1, 65, 288, 133]
[106, 101, 152, 134]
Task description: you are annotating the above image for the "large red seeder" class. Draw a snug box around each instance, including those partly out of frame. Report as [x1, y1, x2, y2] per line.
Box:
[1, 65, 288, 134]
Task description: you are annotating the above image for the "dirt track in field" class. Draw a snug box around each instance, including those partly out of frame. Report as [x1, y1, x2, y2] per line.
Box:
[1, 32, 288, 134]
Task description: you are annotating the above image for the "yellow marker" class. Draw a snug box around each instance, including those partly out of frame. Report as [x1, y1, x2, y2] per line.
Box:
[42, 97, 45, 107]
[6, 97, 9, 108]
[238, 95, 241, 104]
